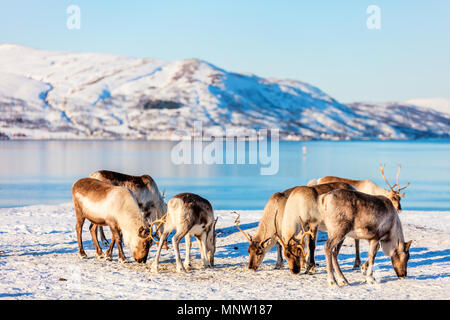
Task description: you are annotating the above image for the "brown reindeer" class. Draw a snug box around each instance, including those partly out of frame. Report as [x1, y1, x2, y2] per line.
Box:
[234, 187, 295, 271]
[318, 189, 412, 287]
[308, 164, 410, 269]
[281, 182, 357, 274]
[72, 178, 151, 263]
[89, 170, 166, 248]
[308, 164, 410, 211]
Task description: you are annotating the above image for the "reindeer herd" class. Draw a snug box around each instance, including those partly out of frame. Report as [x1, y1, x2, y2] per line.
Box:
[72, 165, 411, 287]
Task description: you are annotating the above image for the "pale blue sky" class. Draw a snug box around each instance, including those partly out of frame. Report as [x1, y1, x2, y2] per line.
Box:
[1, 0, 449, 102]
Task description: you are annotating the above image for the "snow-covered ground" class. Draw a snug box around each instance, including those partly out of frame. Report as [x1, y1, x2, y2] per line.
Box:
[0, 203, 449, 300]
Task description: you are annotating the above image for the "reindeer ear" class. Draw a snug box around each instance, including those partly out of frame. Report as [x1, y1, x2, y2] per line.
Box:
[141, 175, 153, 186]
[400, 192, 406, 198]
[138, 226, 150, 238]
[405, 240, 412, 251]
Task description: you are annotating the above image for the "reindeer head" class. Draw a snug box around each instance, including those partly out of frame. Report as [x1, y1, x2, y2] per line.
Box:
[380, 164, 410, 212]
[233, 211, 272, 270]
[206, 217, 218, 266]
[247, 238, 273, 270]
[133, 226, 152, 263]
[276, 232, 311, 274]
[391, 240, 412, 278]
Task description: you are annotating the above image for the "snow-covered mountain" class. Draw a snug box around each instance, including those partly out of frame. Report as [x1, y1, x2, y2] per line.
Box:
[405, 98, 450, 115]
[0, 44, 449, 140]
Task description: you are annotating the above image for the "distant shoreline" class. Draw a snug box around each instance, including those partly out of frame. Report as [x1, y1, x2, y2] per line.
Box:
[1, 137, 450, 142]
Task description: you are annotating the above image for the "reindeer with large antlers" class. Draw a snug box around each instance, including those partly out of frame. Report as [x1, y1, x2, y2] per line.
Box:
[308, 164, 410, 212]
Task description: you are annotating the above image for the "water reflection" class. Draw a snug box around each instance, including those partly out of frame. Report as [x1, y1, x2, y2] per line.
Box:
[0, 140, 449, 210]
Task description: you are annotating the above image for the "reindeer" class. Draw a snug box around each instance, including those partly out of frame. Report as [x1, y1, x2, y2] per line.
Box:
[89, 170, 166, 248]
[280, 182, 357, 275]
[72, 178, 152, 263]
[233, 187, 295, 271]
[308, 164, 410, 269]
[318, 189, 412, 287]
[308, 164, 410, 212]
[151, 193, 217, 273]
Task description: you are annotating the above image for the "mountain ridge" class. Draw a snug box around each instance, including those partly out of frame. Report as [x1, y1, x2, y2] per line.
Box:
[0, 44, 449, 140]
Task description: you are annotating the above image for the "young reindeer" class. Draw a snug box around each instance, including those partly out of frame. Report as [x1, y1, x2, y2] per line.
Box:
[281, 182, 357, 275]
[318, 189, 412, 287]
[234, 187, 295, 271]
[151, 193, 217, 273]
[89, 170, 166, 248]
[308, 164, 410, 269]
[72, 178, 152, 263]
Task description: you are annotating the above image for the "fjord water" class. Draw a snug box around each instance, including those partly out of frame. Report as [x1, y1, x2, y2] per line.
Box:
[0, 140, 449, 211]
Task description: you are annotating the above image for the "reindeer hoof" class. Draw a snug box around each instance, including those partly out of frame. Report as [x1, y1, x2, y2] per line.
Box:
[366, 276, 377, 285]
[119, 258, 129, 264]
[353, 262, 361, 269]
[184, 263, 192, 271]
[176, 267, 187, 273]
[78, 252, 87, 259]
[338, 279, 349, 286]
[327, 280, 338, 288]
[274, 264, 283, 270]
[361, 262, 368, 275]
[305, 265, 316, 275]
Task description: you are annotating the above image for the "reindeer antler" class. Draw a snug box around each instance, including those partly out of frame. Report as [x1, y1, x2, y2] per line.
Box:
[380, 164, 397, 191]
[395, 164, 410, 195]
[296, 220, 314, 257]
[232, 211, 252, 243]
[149, 213, 167, 245]
[272, 209, 287, 249]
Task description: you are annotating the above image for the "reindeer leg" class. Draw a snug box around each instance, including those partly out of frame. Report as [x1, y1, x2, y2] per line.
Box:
[305, 226, 318, 275]
[172, 229, 189, 273]
[89, 223, 104, 258]
[332, 239, 349, 286]
[75, 208, 87, 259]
[104, 234, 115, 261]
[196, 235, 207, 267]
[98, 226, 109, 248]
[183, 234, 192, 270]
[198, 232, 211, 268]
[361, 241, 380, 275]
[365, 240, 380, 284]
[111, 226, 127, 263]
[324, 236, 342, 288]
[274, 242, 284, 269]
[353, 239, 361, 269]
[151, 229, 171, 273]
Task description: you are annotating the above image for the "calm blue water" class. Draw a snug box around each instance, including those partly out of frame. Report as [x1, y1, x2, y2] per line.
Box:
[0, 140, 449, 211]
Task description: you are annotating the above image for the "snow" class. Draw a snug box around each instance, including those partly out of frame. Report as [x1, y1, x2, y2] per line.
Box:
[1, 203, 449, 300]
[1, 43, 449, 140]
[406, 98, 450, 115]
